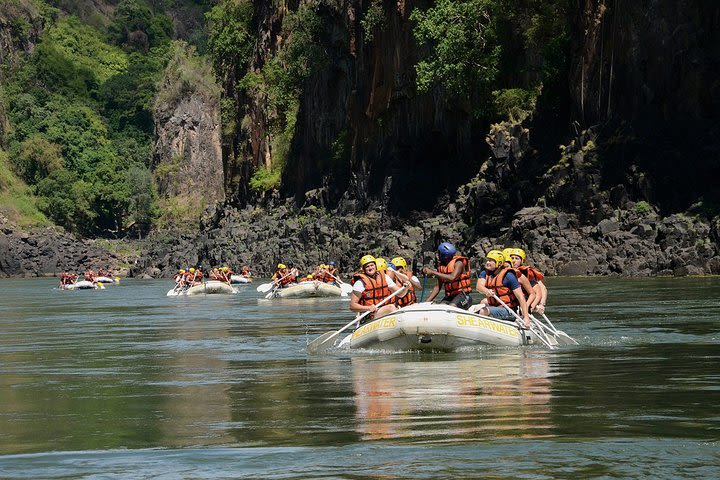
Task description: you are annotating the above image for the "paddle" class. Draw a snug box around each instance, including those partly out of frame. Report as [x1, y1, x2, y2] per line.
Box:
[541, 312, 579, 345]
[307, 288, 403, 354]
[491, 294, 555, 350]
[257, 272, 293, 293]
[327, 272, 353, 296]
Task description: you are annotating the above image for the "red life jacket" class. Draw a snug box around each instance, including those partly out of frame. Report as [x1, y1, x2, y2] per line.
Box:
[518, 265, 544, 282]
[279, 273, 295, 286]
[352, 272, 391, 306]
[486, 267, 519, 308]
[438, 255, 471, 296]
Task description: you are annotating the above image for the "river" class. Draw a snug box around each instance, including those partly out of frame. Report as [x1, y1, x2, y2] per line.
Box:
[1, 277, 719, 478]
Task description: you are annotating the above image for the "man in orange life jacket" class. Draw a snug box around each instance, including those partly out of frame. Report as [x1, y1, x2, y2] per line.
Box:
[349, 255, 409, 322]
[503, 247, 548, 314]
[422, 242, 473, 310]
[475, 250, 531, 328]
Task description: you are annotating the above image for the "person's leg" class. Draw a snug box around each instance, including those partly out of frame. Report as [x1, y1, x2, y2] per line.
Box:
[443, 292, 472, 310]
[487, 306, 515, 320]
[376, 304, 397, 318]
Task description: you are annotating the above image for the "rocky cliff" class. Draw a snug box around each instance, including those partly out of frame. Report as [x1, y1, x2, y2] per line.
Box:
[152, 44, 225, 221]
[0, 215, 126, 277]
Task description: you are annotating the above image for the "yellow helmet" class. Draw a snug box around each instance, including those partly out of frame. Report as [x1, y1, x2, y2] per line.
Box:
[503, 247, 526, 262]
[307, 274, 314, 279]
[179, 269, 185, 274]
[485, 250, 505, 267]
[222, 266, 229, 271]
[375, 257, 388, 272]
[189, 267, 196, 273]
[277, 263, 287, 269]
[359, 254, 376, 268]
[390, 257, 407, 269]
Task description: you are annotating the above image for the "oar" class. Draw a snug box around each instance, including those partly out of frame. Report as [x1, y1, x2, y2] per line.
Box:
[327, 272, 353, 296]
[541, 312, 579, 345]
[529, 314, 560, 346]
[264, 284, 279, 299]
[256, 272, 293, 293]
[492, 294, 555, 350]
[307, 289, 403, 354]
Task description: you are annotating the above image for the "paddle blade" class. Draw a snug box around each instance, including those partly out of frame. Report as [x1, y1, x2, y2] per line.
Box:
[257, 282, 274, 293]
[307, 331, 339, 354]
[556, 330, 579, 345]
[339, 283, 353, 295]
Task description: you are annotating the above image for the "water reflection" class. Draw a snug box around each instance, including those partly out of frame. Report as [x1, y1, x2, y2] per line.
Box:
[351, 352, 555, 441]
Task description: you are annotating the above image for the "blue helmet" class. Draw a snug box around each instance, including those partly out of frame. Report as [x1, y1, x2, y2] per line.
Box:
[329, 261, 335, 266]
[437, 242, 457, 262]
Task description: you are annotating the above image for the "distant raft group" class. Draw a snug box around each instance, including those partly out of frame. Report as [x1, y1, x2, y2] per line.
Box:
[58, 269, 120, 290]
[167, 265, 253, 296]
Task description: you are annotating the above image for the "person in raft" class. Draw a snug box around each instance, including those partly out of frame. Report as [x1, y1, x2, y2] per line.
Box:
[271, 263, 296, 288]
[475, 250, 531, 328]
[422, 242, 473, 310]
[387, 256, 422, 308]
[502, 247, 548, 314]
[349, 255, 409, 324]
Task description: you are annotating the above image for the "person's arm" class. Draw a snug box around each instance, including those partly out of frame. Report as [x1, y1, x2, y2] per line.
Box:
[475, 275, 492, 298]
[504, 273, 529, 327]
[349, 290, 375, 313]
[385, 275, 408, 296]
[392, 269, 418, 288]
[511, 286, 530, 328]
[423, 260, 463, 283]
[534, 281, 548, 313]
[518, 274, 536, 309]
[425, 277, 441, 302]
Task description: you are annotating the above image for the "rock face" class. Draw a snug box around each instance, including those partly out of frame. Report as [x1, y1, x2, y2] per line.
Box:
[239, 0, 485, 213]
[0, 216, 125, 278]
[568, 0, 720, 213]
[0, 2, 45, 143]
[153, 45, 225, 208]
[0, 1, 44, 72]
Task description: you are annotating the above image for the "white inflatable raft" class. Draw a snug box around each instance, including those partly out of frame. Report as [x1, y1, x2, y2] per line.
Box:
[270, 281, 343, 299]
[335, 303, 555, 351]
[167, 280, 236, 296]
[94, 276, 120, 284]
[61, 280, 105, 290]
[230, 274, 252, 284]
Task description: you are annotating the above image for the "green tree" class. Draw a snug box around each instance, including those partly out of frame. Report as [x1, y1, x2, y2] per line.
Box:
[109, 0, 173, 52]
[411, 0, 501, 114]
[36, 169, 97, 233]
[13, 135, 64, 183]
[205, 0, 255, 78]
[126, 165, 157, 237]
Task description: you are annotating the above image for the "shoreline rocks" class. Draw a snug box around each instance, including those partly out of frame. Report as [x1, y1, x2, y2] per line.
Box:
[0, 216, 127, 278]
[3, 202, 718, 280]
[128, 200, 720, 279]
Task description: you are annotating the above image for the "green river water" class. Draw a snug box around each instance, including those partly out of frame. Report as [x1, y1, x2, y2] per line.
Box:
[0, 277, 719, 478]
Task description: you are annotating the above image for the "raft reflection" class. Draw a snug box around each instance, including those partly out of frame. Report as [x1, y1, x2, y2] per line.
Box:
[351, 352, 554, 441]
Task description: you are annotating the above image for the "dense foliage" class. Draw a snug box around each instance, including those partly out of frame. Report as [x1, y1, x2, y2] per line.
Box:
[1, 0, 573, 235]
[411, 0, 568, 120]
[1, 0, 171, 236]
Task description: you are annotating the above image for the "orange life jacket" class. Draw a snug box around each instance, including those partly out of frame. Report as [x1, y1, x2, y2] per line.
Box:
[518, 265, 544, 282]
[396, 282, 416, 308]
[352, 272, 391, 306]
[438, 255, 471, 296]
[279, 273, 295, 286]
[486, 267, 519, 308]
